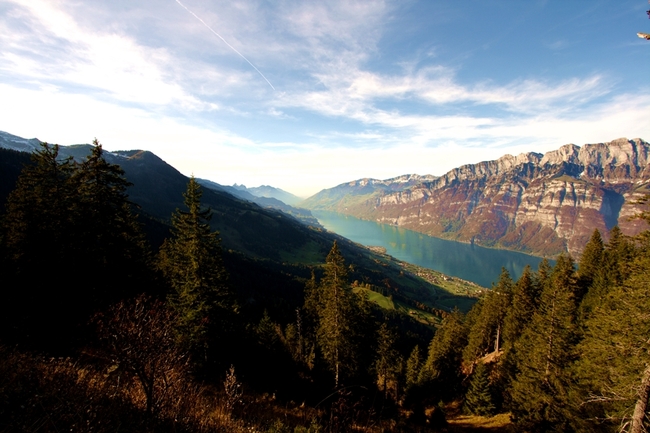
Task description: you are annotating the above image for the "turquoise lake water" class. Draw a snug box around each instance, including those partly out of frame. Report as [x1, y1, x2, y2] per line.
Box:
[312, 211, 549, 288]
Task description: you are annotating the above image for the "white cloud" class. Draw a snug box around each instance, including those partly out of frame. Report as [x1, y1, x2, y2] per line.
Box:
[0, 0, 211, 109]
[0, 0, 648, 198]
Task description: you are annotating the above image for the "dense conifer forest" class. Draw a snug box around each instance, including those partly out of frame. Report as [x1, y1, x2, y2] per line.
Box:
[1, 142, 650, 432]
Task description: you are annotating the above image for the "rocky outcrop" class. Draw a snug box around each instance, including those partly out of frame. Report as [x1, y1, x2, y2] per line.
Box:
[303, 138, 650, 257]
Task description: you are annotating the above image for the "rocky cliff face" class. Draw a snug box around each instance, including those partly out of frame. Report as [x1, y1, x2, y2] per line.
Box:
[303, 138, 650, 257]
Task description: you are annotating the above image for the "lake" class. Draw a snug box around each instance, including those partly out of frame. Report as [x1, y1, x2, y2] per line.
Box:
[313, 211, 550, 288]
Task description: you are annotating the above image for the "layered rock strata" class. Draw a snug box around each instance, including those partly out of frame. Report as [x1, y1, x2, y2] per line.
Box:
[303, 138, 650, 257]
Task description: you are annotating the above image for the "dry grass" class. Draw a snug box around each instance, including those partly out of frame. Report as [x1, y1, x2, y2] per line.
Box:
[446, 413, 513, 432]
[1, 344, 517, 433]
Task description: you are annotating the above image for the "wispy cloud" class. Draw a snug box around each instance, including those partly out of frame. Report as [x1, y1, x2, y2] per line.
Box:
[0, 0, 647, 196]
[1, 0, 209, 110]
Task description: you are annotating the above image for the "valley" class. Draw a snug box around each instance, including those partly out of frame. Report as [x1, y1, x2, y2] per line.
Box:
[1, 131, 649, 433]
[312, 210, 548, 288]
[301, 138, 650, 257]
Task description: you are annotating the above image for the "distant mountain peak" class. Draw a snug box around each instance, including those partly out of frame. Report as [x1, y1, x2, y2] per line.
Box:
[302, 137, 650, 257]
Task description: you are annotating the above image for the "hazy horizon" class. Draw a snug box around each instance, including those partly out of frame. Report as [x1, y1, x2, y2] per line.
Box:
[1, 0, 649, 197]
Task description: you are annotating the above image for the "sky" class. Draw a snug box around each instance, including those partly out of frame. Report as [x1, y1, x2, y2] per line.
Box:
[1, 1, 649, 197]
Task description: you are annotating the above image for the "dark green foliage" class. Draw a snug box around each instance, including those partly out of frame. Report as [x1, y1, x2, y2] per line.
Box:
[578, 229, 604, 290]
[158, 176, 232, 357]
[313, 241, 359, 386]
[602, 226, 634, 285]
[374, 323, 403, 400]
[463, 269, 513, 364]
[509, 254, 580, 432]
[464, 362, 496, 417]
[575, 234, 650, 433]
[502, 265, 538, 352]
[576, 229, 605, 323]
[1, 141, 151, 350]
[405, 345, 422, 390]
[0, 147, 32, 211]
[419, 309, 467, 400]
[299, 241, 381, 388]
[3, 143, 76, 272]
[72, 141, 152, 306]
[498, 265, 538, 408]
[580, 227, 635, 321]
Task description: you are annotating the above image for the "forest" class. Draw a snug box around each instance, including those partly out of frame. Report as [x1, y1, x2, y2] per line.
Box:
[1, 141, 650, 433]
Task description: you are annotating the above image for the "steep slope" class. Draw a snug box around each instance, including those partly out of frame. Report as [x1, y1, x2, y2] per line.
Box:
[247, 185, 303, 206]
[0, 131, 42, 153]
[197, 178, 319, 226]
[303, 138, 650, 257]
[0, 132, 478, 317]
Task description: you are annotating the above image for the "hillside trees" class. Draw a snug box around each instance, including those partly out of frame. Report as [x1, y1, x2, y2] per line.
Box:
[72, 141, 151, 307]
[509, 254, 580, 431]
[463, 269, 513, 366]
[303, 241, 373, 387]
[1, 141, 151, 349]
[2, 143, 75, 273]
[158, 176, 232, 360]
[577, 229, 604, 294]
[575, 223, 650, 432]
[464, 362, 496, 416]
[419, 309, 468, 400]
[313, 241, 358, 386]
[374, 322, 403, 400]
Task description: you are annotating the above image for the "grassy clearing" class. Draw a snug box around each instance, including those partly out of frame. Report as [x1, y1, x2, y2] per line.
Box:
[279, 239, 323, 264]
[360, 288, 396, 310]
[393, 300, 439, 325]
[446, 413, 514, 432]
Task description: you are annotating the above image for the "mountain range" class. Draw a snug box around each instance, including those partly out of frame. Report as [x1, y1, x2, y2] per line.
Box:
[3, 130, 648, 259]
[300, 138, 650, 257]
[0, 130, 477, 319]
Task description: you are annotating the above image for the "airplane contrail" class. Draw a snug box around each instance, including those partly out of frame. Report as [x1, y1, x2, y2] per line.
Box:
[175, 0, 275, 91]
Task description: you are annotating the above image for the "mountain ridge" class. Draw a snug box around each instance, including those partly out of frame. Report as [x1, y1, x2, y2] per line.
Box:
[301, 138, 650, 257]
[0, 131, 480, 317]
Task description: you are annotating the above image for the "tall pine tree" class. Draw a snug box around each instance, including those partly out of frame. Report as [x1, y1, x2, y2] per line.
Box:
[463, 269, 513, 366]
[2, 143, 76, 346]
[2, 140, 151, 350]
[419, 309, 468, 400]
[314, 241, 359, 387]
[576, 230, 650, 432]
[159, 176, 231, 359]
[509, 254, 580, 432]
[72, 140, 150, 307]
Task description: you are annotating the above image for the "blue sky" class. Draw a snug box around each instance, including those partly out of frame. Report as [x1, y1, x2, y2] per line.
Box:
[1, 0, 649, 197]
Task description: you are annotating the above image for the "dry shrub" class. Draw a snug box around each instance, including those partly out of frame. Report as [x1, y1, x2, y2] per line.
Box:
[0, 346, 141, 432]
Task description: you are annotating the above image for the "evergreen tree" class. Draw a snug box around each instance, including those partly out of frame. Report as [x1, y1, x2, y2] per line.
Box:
[502, 266, 538, 352]
[463, 269, 513, 366]
[72, 140, 150, 306]
[2, 140, 151, 349]
[374, 323, 402, 400]
[419, 309, 467, 399]
[159, 176, 231, 358]
[1, 143, 77, 346]
[576, 243, 650, 433]
[3, 143, 75, 273]
[405, 345, 422, 390]
[535, 258, 553, 296]
[464, 362, 496, 417]
[580, 227, 634, 323]
[314, 241, 358, 387]
[602, 226, 634, 285]
[578, 229, 604, 292]
[498, 265, 539, 408]
[509, 254, 580, 432]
